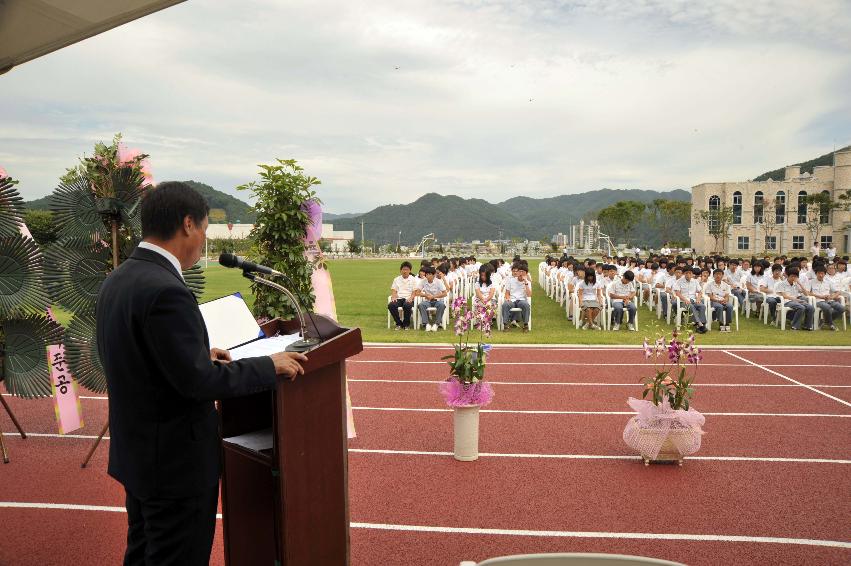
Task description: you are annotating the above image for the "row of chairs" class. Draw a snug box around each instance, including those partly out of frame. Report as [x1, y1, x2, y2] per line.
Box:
[538, 264, 639, 331]
[387, 272, 533, 331]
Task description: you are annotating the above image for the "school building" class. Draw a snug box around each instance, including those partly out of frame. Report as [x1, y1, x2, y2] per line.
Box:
[690, 148, 851, 255]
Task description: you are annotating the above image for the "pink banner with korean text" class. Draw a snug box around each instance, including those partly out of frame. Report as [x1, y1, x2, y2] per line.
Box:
[47, 345, 84, 435]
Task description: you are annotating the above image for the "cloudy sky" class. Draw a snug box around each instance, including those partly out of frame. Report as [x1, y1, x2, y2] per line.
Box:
[2, 0, 850, 214]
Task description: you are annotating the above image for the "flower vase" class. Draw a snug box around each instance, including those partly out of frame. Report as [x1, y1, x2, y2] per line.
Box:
[631, 419, 703, 466]
[453, 404, 480, 461]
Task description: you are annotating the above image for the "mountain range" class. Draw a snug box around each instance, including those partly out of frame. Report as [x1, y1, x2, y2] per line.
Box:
[331, 189, 691, 245]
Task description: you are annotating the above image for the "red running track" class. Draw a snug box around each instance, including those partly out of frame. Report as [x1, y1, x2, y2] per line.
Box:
[0, 346, 849, 565]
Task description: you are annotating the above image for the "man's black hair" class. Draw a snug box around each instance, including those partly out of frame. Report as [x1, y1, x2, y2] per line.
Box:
[713, 269, 724, 275]
[786, 267, 800, 278]
[623, 270, 635, 282]
[814, 264, 827, 274]
[423, 266, 436, 275]
[400, 261, 412, 270]
[140, 181, 209, 240]
[771, 264, 783, 273]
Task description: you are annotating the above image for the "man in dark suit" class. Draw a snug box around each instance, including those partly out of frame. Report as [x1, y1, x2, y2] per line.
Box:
[96, 181, 307, 565]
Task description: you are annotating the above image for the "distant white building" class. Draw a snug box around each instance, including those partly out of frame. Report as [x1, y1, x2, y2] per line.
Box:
[321, 223, 355, 252]
[206, 223, 254, 239]
[205, 223, 354, 252]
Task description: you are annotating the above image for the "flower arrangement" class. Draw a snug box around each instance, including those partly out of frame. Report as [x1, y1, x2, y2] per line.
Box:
[438, 296, 495, 407]
[640, 330, 702, 410]
[623, 330, 705, 462]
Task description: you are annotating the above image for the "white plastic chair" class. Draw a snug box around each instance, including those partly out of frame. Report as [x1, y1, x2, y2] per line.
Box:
[809, 295, 847, 331]
[460, 552, 685, 566]
[605, 288, 639, 331]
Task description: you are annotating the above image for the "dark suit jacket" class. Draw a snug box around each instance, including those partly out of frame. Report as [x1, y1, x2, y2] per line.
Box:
[96, 247, 276, 498]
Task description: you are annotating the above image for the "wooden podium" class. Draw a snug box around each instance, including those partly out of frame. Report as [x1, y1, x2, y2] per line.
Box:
[218, 314, 362, 566]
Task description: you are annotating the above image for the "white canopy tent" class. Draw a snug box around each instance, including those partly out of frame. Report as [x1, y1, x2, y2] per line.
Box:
[0, 0, 186, 75]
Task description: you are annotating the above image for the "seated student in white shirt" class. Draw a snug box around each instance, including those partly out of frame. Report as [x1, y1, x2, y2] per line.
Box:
[416, 266, 448, 331]
[388, 261, 417, 330]
[654, 263, 674, 316]
[501, 262, 532, 332]
[808, 264, 843, 331]
[759, 264, 784, 322]
[609, 270, 638, 331]
[577, 270, 604, 330]
[726, 259, 747, 306]
[706, 269, 734, 332]
[674, 267, 708, 333]
[745, 262, 767, 312]
[474, 265, 498, 312]
[775, 268, 815, 331]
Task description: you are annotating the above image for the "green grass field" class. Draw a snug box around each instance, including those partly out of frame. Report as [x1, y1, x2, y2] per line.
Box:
[198, 260, 850, 346]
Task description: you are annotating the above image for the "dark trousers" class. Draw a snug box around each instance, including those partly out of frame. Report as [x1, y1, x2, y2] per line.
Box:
[124, 486, 219, 566]
[612, 300, 636, 324]
[710, 301, 734, 325]
[388, 298, 413, 328]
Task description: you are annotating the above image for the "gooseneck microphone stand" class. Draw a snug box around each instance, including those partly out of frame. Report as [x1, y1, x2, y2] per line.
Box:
[243, 272, 321, 352]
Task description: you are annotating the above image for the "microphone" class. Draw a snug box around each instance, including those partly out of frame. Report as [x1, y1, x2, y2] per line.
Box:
[219, 253, 283, 277]
[218, 253, 323, 352]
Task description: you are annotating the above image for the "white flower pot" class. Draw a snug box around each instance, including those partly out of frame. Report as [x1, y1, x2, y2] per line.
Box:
[453, 404, 480, 461]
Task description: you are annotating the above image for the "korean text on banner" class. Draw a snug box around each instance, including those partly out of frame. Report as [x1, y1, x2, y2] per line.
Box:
[47, 345, 84, 435]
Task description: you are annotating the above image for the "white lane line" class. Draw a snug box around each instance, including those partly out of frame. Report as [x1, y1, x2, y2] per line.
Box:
[350, 407, 851, 417]
[2, 502, 848, 549]
[364, 344, 851, 352]
[351, 360, 752, 367]
[349, 448, 851, 464]
[724, 351, 851, 409]
[348, 522, 851, 549]
[348, 380, 851, 388]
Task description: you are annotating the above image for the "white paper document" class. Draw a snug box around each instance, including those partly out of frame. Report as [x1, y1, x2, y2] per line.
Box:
[223, 428, 273, 452]
[229, 334, 303, 361]
[199, 294, 263, 350]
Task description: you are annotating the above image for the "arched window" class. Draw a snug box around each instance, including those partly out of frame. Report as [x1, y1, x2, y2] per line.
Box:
[753, 191, 764, 224]
[708, 195, 720, 231]
[820, 190, 831, 224]
[797, 191, 807, 224]
[732, 191, 742, 224]
[775, 191, 785, 225]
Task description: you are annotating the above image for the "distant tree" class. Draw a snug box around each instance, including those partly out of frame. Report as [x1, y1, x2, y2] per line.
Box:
[803, 193, 838, 250]
[550, 242, 558, 252]
[694, 204, 734, 254]
[759, 197, 777, 254]
[23, 209, 58, 245]
[649, 199, 691, 246]
[838, 189, 851, 211]
[597, 201, 646, 245]
[318, 238, 332, 253]
[347, 239, 361, 254]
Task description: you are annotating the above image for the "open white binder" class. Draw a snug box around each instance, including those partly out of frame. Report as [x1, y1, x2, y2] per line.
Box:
[198, 293, 301, 360]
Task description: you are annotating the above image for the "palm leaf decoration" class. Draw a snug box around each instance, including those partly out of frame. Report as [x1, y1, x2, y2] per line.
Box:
[50, 174, 106, 241]
[64, 314, 105, 393]
[182, 263, 206, 300]
[0, 234, 49, 318]
[1, 314, 63, 398]
[43, 239, 110, 316]
[0, 175, 25, 237]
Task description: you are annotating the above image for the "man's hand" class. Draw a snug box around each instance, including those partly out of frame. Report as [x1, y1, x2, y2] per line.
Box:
[210, 348, 232, 363]
[270, 351, 308, 380]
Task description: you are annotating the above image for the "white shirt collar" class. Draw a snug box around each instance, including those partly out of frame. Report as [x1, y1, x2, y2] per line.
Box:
[138, 241, 185, 281]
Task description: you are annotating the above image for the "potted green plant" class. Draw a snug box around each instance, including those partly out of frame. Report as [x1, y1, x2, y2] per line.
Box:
[439, 296, 495, 461]
[623, 331, 705, 466]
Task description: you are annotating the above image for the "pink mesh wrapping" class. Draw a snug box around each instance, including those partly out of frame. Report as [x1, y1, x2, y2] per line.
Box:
[623, 397, 705, 460]
[439, 378, 494, 408]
